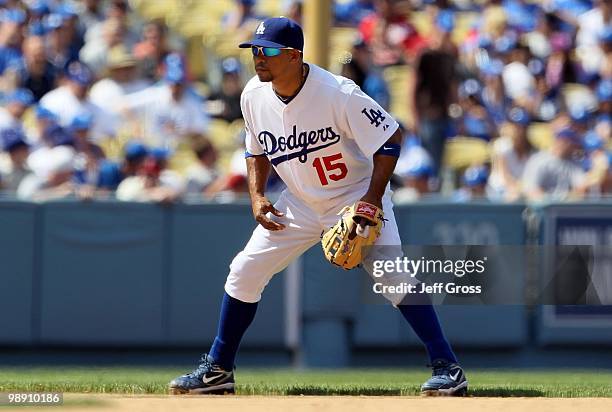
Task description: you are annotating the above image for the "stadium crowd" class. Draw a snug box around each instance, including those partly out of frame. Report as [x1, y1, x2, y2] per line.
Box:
[0, 0, 610, 204]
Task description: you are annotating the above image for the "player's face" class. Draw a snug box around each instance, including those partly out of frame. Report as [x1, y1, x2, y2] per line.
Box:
[252, 48, 300, 82]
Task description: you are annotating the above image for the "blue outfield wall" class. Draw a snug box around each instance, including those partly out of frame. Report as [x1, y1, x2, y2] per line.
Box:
[0, 199, 611, 366]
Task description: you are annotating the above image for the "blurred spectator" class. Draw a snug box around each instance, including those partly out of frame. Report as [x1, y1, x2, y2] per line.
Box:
[603, 152, 612, 195]
[487, 107, 535, 201]
[335, 0, 375, 26]
[76, 0, 105, 32]
[206, 57, 244, 122]
[57, 3, 85, 57]
[531, 58, 562, 121]
[341, 35, 391, 111]
[222, 0, 266, 44]
[502, 43, 536, 106]
[0, 88, 34, 132]
[39, 61, 115, 140]
[79, 17, 129, 76]
[132, 19, 170, 81]
[29, 104, 58, 147]
[89, 45, 149, 128]
[96, 140, 148, 191]
[455, 79, 496, 141]
[576, 0, 611, 76]
[454, 164, 490, 201]
[358, 0, 428, 66]
[596, 78, 612, 118]
[44, 12, 80, 73]
[122, 53, 209, 148]
[70, 113, 106, 198]
[84, 0, 139, 48]
[116, 152, 183, 203]
[581, 130, 610, 197]
[185, 137, 219, 195]
[411, 24, 458, 178]
[70, 112, 105, 157]
[0, 8, 26, 76]
[394, 135, 435, 202]
[17, 144, 76, 200]
[20, 34, 58, 101]
[480, 59, 510, 127]
[522, 127, 586, 201]
[284, 0, 303, 26]
[151, 146, 185, 195]
[428, 9, 458, 57]
[0, 127, 30, 191]
[503, 0, 543, 33]
[523, 13, 554, 60]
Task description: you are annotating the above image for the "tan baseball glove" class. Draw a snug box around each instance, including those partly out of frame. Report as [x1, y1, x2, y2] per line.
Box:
[321, 201, 385, 270]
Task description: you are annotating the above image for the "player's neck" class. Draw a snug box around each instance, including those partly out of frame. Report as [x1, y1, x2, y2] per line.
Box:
[272, 63, 307, 99]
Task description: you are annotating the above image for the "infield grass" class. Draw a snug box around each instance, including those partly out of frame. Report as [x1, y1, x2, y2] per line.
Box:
[0, 368, 611, 397]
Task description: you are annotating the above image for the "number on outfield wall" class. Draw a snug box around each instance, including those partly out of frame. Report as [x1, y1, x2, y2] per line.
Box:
[312, 153, 348, 186]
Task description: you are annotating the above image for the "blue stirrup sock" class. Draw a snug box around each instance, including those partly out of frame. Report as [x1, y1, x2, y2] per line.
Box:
[397, 295, 458, 364]
[209, 292, 258, 370]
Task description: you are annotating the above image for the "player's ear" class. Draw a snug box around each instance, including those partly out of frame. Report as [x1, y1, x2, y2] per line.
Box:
[289, 50, 301, 62]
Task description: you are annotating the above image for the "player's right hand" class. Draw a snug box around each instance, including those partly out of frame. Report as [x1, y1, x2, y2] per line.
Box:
[252, 195, 286, 231]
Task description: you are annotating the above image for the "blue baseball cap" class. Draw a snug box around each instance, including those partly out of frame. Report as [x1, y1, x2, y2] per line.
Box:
[480, 59, 503, 77]
[597, 79, 612, 102]
[494, 35, 517, 54]
[151, 147, 171, 161]
[7, 88, 35, 106]
[55, 3, 78, 18]
[163, 53, 187, 84]
[164, 66, 186, 84]
[35, 105, 57, 121]
[65, 61, 94, 86]
[164, 53, 185, 70]
[29, 21, 48, 36]
[44, 13, 65, 30]
[239, 17, 304, 51]
[436, 10, 455, 33]
[528, 59, 545, 76]
[124, 141, 149, 161]
[43, 124, 74, 147]
[599, 26, 612, 44]
[507, 107, 530, 126]
[555, 127, 580, 143]
[70, 112, 94, 131]
[463, 165, 489, 187]
[1, 128, 29, 152]
[406, 161, 434, 178]
[459, 79, 481, 98]
[1, 8, 27, 24]
[222, 57, 241, 74]
[583, 131, 604, 152]
[29, 0, 50, 15]
[569, 107, 591, 124]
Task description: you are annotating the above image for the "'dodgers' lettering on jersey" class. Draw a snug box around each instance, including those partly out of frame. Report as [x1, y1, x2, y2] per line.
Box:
[258, 125, 341, 166]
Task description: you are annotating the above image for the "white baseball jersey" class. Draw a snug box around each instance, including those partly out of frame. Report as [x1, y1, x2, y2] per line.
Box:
[241, 63, 399, 212]
[224, 64, 408, 304]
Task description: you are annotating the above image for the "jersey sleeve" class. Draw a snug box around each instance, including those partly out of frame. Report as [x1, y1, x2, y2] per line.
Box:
[343, 86, 399, 157]
[241, 92, 265, 157]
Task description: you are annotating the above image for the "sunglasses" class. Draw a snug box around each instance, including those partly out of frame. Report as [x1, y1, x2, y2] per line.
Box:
[251, 46, 299, 57]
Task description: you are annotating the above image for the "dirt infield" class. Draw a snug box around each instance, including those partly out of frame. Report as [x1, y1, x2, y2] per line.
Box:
[9, 394, 612, 412]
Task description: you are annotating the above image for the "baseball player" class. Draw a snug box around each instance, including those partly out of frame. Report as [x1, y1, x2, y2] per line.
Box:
[169, 17, 468, 396]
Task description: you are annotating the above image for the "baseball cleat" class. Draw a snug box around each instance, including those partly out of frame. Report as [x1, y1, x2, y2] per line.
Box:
[169, 353, 235, 395]
[420, 359, 468, 396]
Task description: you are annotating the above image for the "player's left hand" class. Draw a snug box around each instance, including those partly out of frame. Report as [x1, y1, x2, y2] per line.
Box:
[359, 193, 382, 209]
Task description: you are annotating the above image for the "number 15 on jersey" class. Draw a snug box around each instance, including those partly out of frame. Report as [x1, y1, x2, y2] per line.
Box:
[312, 153, 348, 186]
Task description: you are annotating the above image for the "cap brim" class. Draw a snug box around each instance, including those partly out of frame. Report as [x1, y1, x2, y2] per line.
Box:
[239, 39, 288, 49]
